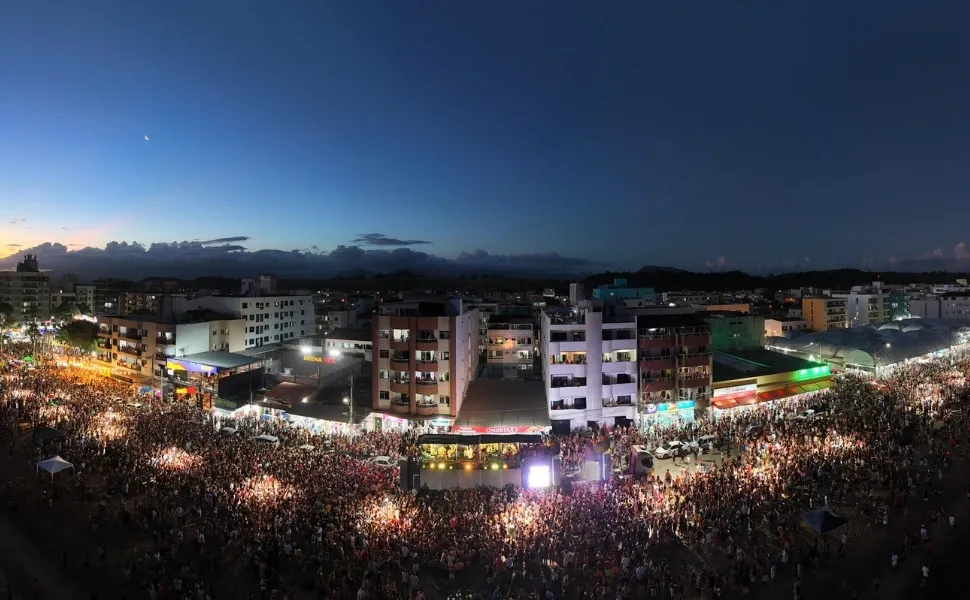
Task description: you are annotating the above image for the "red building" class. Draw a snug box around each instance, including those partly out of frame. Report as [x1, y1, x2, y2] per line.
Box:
[637, 314, 712, 420]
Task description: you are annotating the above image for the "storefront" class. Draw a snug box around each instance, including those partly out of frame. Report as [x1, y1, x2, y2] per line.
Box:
[712, 350, 833, 414]
[640, 400, 696, 427]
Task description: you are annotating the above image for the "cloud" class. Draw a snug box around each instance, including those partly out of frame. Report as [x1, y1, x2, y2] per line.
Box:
[0, 240, 596, 280]
[5, 243, 22, 248]
[350, 233, 432, 247]
[705, 256, 733, 270]
[198, 236, 250, 245]
[888, 241, 970, 272]
[8, 217, 26, 225]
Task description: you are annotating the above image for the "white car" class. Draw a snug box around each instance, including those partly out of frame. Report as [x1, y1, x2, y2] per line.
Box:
[654, 441, 685, 459]
[369, 456, 396, 468]
[695, 435, 718, 453]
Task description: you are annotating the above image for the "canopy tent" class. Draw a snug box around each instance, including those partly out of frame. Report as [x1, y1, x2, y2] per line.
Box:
[802, 506, 848, 534]
[253, 434, 280, 445]
[37, 456, 74, 479]
[299, 444, 315, 451]
[32, 426, 65, 445]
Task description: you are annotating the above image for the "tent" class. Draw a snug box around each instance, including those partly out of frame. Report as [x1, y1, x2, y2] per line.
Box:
[37, 456, 74, 479]
[220, 427, 240, 435]
[253, 434, 280, 445]
[32, 427, 65, 445]
[802, 506, 848, 534]
[299, 444, 315, 451]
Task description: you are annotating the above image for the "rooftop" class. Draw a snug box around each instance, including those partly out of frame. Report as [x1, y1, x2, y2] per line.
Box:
[713, 349, 825, 382]
[453, 379, 549, 428]
[635, 313, 709, 329]
[175, 351, 263, 370]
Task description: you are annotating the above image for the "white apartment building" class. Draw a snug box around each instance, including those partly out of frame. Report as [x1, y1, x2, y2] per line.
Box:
[74, 285, 96, 313]
[96, 314, 245, 382]
[486, 315, 535, 369]
[764, 317, 810, 338]
[834, 285, 892, 327]
[0, 255, 51, 321]
[910, 293, 970, 320]
[540, 308, 638, 431]
[314, 302, 357, 333]
[372, 299, 479, 420]
[175, 295, 315, 348]
[325, 327, 374, 362]
[50, 289, 76, 310]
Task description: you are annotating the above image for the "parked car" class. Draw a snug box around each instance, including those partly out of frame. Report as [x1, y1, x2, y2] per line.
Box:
[695, 435, 718, 453]
[654, 441, 686, 459]
[369, 456, 397, 468]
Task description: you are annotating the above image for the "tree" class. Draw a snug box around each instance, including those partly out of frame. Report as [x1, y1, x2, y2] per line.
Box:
[56, 320, 99, 352]
[51, 301, 79, 323]
[24, 321, 41, 354]
[0, 302, 14, 353]
[76, 303, 91, 316]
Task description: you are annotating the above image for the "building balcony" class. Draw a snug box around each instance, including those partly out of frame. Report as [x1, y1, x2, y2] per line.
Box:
[390, 379, 410, 394]
[550, 378, 586, 388]
[415, 404, 438, 416]
[679, 334, 710, 347]
[390, 338, 410, 350]
[390, 401, 410, 415]
[679, 353, 711, 368]
[416, 359, 438, 370]
[415, 379, 438, 392]
[641, 377, 675, 393]
[119, 347, 142, 357]
[638, 356, 674, 370]
[121, 332, 143, 341]
[415, 338, 439, 351]
[390, 357, 410, 369]
[678, 375, 710, 389]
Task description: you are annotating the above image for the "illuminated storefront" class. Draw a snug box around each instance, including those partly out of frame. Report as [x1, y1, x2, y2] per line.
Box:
[641, 400, 696, 426]
[712, 350, 832, 412]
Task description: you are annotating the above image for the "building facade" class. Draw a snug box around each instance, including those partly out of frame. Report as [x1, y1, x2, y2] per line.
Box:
[801, 298, 847, 331]
[95, 315, 245, 383]
[74, 285, 96, 313]
[372, 299, 480, 420]
[591, 278, 657, 305]
[175, 295, 314, 348]
[703, 312, 765, 351]
[0, 254, 51, 321]
[314, 302, 358, 334]
[540, 309, 639, 431]
[765, 317, 810, 338]
[637, 314, 713, 423]
[909, 293, 970, 320]
[324, 328, 374, 362]
[92, 278, 134, 315]
[486, 315, 535, 369]
[836, 287, 892, 327]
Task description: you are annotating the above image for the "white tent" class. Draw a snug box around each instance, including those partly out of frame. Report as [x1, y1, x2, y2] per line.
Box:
[37, 456, 74, 479]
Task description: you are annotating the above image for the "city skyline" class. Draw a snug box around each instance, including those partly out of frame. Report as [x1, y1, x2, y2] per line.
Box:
[5, 2, 970, 273]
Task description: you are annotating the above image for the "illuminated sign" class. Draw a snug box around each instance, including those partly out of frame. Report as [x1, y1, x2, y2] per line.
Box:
[303, 355, 336, 365]
[794, 365, 830, 380]
[451, 425, 549, 435]
[714, 383, 757, 397]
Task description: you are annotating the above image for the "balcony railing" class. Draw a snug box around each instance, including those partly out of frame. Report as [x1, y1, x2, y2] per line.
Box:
[639, 354, 673, 362]
[550, 378, 586, 388]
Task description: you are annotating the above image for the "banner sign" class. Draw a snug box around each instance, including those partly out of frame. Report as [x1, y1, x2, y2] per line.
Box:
[303, 355, 336, 365]
[450, 425, 550, 435]
[713, 383, 757, 397]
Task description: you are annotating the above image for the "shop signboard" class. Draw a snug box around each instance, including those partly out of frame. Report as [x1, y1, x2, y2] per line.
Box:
[713, 383, 757, 397]
[450, 425, 550, 435]
[303, 355, 336, 365]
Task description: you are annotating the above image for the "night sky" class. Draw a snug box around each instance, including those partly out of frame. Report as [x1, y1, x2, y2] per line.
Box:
[4, 1, 970, 277]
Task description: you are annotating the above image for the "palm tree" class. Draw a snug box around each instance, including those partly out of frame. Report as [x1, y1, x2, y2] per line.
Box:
[25, 321, 41, 355]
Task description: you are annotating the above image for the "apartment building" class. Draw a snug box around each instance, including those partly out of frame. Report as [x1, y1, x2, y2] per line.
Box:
[638, 314, 712, 421]
[95, 314, 245, 383]
[540, 309, 639, 431]
[835, 285, 892, 326]
[314, 302, 358, 334]
[765, 317, 810, 338]
[92, 278, 133, 315]
[486, 314, 535, 370]
[801, 297, 847, 331]
[910, 293, 970, 320]
[372, 299, 479, 420]
[174, 295, 315, 348]
[0, 254, 51, 320]
[74, 285, 95, 313]
[324, 328, 374, 362]
[50, 288, 76, 310]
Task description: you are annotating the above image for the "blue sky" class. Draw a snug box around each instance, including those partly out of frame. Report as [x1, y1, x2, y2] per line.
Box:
[4, 1, 970, 276]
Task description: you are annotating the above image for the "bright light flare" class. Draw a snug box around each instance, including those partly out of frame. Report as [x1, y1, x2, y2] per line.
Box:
[238, 475, 295, 505]
[156, 447, 201, 472]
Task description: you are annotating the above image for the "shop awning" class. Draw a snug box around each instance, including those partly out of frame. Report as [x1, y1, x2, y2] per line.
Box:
[756, 379, 832, 403]
[711, 390, 758, 409]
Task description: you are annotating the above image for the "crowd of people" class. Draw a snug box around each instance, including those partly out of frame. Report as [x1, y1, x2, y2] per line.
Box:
[1, 341, 969, 599]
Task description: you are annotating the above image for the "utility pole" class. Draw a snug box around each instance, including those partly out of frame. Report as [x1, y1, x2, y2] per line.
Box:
[347, 374, 355, 436]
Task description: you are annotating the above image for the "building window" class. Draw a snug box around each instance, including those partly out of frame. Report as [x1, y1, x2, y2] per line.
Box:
[439, 395, 451, 405]
[440, 351, 450, 360]
[379, 391, 389, 400]
[438, 330, 450, 340]
[379, 350, 389, 359]
[378, 370, 389, 379]
[242, 302, 248, 309]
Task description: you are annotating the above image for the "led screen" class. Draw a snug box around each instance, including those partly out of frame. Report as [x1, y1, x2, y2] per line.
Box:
[527, 464, 551, 489]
